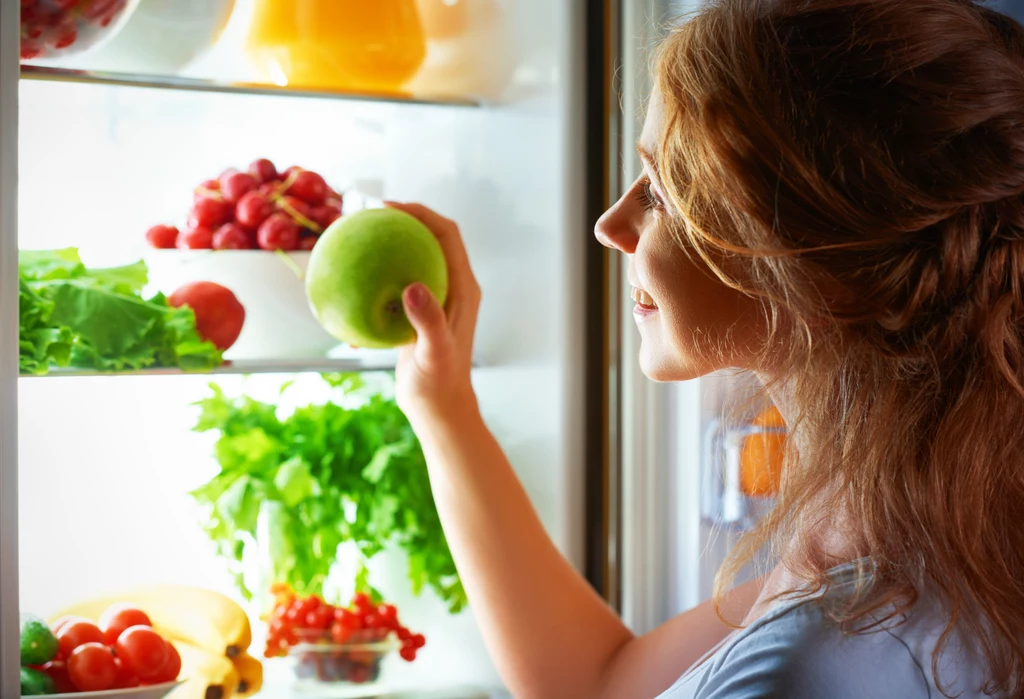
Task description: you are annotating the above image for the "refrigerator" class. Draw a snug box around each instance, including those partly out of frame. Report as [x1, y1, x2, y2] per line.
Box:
[0, 0, 771, 696]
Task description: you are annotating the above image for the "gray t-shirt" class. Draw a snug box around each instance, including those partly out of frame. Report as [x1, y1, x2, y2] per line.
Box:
[657, 560, 995, 699]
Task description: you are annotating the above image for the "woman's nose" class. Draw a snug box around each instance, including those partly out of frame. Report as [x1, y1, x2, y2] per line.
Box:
[594, 197, 640, 255]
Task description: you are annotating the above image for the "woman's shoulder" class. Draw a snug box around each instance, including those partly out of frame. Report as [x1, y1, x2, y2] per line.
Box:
[658, 561, 992, 699]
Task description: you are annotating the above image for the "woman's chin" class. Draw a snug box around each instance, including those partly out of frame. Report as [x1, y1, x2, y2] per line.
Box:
[638, 343, 715, 383]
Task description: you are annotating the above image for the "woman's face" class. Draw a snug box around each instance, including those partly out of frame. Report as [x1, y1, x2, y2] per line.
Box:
[595, 93, 766, 381]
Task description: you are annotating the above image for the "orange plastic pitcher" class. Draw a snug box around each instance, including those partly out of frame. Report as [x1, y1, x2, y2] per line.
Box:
[245, 0, 427, 94]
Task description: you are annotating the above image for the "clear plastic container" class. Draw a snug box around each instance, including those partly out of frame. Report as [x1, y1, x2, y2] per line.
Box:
[20, 0, 139, 63]
[243, 0, 427, 94]
[701, 414, 785, 530]
[406, 0, 516, 100]
[287, 629, 396, 688]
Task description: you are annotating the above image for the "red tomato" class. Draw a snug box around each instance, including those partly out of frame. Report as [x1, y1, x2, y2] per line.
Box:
[67, 642, 116, 691]
[99, 604, 153, 646]
[111, 656, 140, 689]
[50, 615, 88, 636]
[57, 620, 105, 658]
[148, 640, 181, 684]
[115, 626, 168, 681]
[167, 281, 245, 351]
[41, 660, 75, 693]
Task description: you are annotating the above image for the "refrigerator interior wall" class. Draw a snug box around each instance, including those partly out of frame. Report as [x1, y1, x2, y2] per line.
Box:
[15, 0, 585, 691]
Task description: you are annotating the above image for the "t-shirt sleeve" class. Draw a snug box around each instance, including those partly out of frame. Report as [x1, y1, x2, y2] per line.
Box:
[692, 607, 930, 699]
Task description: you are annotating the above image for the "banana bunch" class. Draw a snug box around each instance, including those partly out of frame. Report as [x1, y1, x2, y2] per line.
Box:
[50, 585, 262, 699]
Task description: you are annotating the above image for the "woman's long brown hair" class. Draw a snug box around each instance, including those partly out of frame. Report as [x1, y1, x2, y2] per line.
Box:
[656, 1, 1024, 695]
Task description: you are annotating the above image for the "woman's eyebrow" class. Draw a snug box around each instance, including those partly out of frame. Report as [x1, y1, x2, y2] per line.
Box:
[636, 141, 660, 179]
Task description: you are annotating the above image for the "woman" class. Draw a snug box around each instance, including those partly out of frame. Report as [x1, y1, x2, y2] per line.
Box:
[387, 0, 1024, 696]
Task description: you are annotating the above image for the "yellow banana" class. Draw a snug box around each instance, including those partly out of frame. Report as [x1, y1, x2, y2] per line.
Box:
[170, 640, 239, 699]
[48, 584, 252, 658]
[231, 652, 263, 697]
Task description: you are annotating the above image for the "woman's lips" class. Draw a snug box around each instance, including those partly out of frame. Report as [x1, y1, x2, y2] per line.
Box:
[631, 286, 658, 318]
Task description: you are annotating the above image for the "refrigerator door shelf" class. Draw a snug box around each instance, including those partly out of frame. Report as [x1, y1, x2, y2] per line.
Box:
[701, 418, 782, 531]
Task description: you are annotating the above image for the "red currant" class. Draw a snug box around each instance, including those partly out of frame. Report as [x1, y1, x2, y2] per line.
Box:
[145, 224, 179, 249]
[399, 647, 417, 662]
[410, 633, 426, 649]
[213, 223, 250, 250]
[396, 627, 412, 641]
[330, 622, 350, 644]
[257, 213, 300, 251]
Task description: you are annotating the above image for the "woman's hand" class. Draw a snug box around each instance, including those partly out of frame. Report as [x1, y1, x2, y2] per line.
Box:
[386, 201, 482, 427]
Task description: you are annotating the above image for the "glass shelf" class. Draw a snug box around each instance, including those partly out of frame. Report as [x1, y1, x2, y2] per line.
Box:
[20, 355, 400, 378]
[20, 65, 483, 108]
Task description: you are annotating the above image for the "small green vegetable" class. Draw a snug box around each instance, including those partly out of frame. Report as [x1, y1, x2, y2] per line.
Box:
[20, 619, 58, 666]
[190, 374, 466, 614]
[20, 666, 54, 696]
[18, 248, 223, 374]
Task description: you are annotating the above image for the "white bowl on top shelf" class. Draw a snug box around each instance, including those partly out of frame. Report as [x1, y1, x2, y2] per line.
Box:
[52, 681, 183, 699]
[79, 0, 237, 75]
[145, 250, 343, 361]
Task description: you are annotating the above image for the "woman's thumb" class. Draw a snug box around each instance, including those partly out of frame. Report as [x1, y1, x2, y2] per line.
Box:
[403, 283, 447, 359]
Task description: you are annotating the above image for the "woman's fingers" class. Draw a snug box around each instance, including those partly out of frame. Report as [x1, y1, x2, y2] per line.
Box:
[384, 201, 482, 344]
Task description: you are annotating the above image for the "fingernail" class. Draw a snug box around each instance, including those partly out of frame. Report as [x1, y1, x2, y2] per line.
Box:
[405, 283, 427, 310]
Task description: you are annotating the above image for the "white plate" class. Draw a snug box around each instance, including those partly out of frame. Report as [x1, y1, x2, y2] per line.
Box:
[50, 681, 182, 699]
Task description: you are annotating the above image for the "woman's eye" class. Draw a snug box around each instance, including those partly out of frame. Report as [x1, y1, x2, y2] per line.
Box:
[634, 179, 661, 212]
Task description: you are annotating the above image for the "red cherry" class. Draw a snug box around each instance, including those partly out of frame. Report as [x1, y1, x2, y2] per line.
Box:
[248, 158, 278, 183]
[219, 167, 240, 180]
[298, 236, 318, 251]
[310, 204, 341, 228]
[177, 226, 214, 249]
[146, 224, 179, 249]
[20, 45, 42, 60]
[257, 182, 279, 198]
[352, 593, 372, 611]
[235, 191, 273, 230]
[213, 223, 251, 250]
[399, 647, 417, 662]
[277, 195, 313, 220]
[220, 172, 258, 203]
[54, 28, 77, 49]
[281, 165, 302, 180]
[257, 213, 299, 251]
[286, 170, 328, 206]
[189, 197, 233, 229]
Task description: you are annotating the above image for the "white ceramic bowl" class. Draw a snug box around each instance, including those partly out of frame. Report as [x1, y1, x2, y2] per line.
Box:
[81, 0, 237, 74]
[52, 681, 182, 699]
[21, 0, 140, 64]
[145, 250, 342, 360]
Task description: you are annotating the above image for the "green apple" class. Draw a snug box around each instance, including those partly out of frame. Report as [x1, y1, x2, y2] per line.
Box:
[305, 208, 449, 349]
